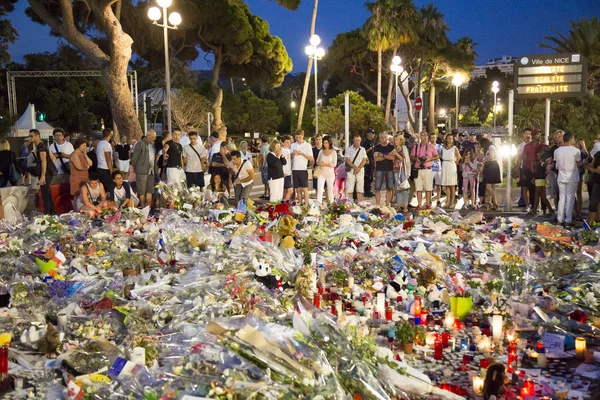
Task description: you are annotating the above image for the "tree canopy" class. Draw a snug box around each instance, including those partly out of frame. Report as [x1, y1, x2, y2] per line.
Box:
[224, 90, 281, 135]
[0, 0, 17, 65]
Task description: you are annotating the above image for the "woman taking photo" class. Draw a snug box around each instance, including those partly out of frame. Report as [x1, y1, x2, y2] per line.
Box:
[70, 138, 93, 197]
[480, 138, 501, 210]
[316, 136, 337, 204]
[440, 135, 461, 209]
[266, 139, 286, 202]
[393, 134, 411, 212]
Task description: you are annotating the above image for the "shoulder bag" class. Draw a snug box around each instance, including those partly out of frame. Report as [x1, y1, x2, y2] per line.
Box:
[397, 147, 410, 190]
[53, 142, 71, 174]
[189, 144, 207, 172]
[345, 148, 363, 172]
[410, 144, 421, 180]
[313, 151, 323, 179]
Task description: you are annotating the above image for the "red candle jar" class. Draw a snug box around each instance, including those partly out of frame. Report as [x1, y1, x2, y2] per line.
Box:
[482, 327, 491, 336]
[0, 345, 7, 374]
[480, 358, 491, 369]
[385, 307, 393, 321]
[434, 340, 443, 360]
[331, 304, 337, 315]
[441, 332, 450, 348]
[374, 311, 380, 320]
[462, 354, 471, 364]
[523, 378, 534, 394]
[313, 294, 321, 308]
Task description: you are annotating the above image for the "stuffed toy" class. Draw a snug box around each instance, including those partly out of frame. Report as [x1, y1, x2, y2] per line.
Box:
[277, 215, 298, 249]
[252, 257, 288, 292]
[427, 284, 447, 310]
[386, 270, 410, 300]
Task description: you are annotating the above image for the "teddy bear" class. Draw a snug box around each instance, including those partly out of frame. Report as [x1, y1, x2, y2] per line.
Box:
[427, 284, 447, 310]
[252, 257, 289, 292]
[386, 270, 410, 300]
[277, 215, 298, 249]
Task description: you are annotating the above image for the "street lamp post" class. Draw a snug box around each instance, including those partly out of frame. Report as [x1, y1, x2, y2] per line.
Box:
[390, 56, 403, 133]
[290, 101, 296, 133]
[452, 74, 465, 130]
[491, 81, 500, 135]
[148, 0, 182, 134]
[305, 35, 325, 137]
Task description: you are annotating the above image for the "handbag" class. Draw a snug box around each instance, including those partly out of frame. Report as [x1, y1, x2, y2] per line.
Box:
[410, 144, 422, 180]
[345, 148, 363, 172]
[313, 151, 322, 179]
[53, 143, 70, 174]
[9, 163, 21, 185]
[397, 163, 410, 190]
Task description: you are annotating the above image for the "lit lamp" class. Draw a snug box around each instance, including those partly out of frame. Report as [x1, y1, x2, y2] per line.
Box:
[479, 336, 491, 355]
[452, 74, 465, 129]
[520, 378, 534, 396]
[148, 0, 182, 134]
[444, 312, 455, 329]
[390, 55, 403, 132]
[472, 375, 484, 395]
[492, 315, 503, 341]
[491, 81, 500, 134]
[305, 35, 325, 136]
[576, 337, 586, 359]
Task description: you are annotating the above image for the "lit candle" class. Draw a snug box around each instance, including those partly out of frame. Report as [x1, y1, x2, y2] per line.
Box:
[522, 378, 534, 396]
[377, 293, 386, 316]
[426, 332, 436, 348]
[472, 375, 484, 395]
[537, 343, 547, 369]
[576, 337, 586, 359]
[313, 294, 321, 308]
[434, 337, 443, 360]
[348, 275, 354, 289]
[444, 312, 455, 329]
[385, 306, 393, 321]
[479, 336, 491, 355]
[507, 341, 518, 373]
[492, 315, 503, 341]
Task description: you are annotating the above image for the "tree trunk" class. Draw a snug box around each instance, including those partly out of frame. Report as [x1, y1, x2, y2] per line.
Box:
[210, 50, 224, 131]
[427, 75, 436, 134]
[399, 80, 417, 132]
[384, 48, 397, 127]
[377, 46, 382, 107]
[296, 0, 318, 131]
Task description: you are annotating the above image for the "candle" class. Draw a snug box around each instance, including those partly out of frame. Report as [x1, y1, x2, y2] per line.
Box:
[460, 338, 469, 352]
[377, 293, 386, 316]
[413, 297, 422, 317]
[0, 345, 7, 374]
[456, 245, 461, 260]
[472, 375, 484, 395]
[425, 332, 436, 348]
[348, 276, 354, 289]
[444, 312, 455, 329]
[507, 341, 518, 373]
[313, 294, 321, 308]
[537, 343, 547, 369]
[462, 354, 471, 364]
[318, 266, 326, 286]
[385, 307, 393, 321]
[479, 336, 491, 355]
[522, 378, 534, 396]
[492, 315, 503, 341]
[442, 331, 450, 348]
[131, 347, 146, 365]
[335, 300, 343, 316]
[434, 338, 443, 360]
[450, 338, 456, 352]
[575, 337, 586, 359]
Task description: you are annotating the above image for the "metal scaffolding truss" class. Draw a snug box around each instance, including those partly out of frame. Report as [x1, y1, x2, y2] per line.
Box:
[6, 70, 138, 136]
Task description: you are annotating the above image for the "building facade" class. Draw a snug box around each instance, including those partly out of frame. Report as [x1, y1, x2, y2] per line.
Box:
[471, 55, 518, 79]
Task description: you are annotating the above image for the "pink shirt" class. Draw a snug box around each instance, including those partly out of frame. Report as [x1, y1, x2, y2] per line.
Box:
[411, 143, 437, 168]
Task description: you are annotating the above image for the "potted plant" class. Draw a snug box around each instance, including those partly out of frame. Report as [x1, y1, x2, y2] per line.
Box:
[395, 320, 416, 354]
[115, 251, 145, 276]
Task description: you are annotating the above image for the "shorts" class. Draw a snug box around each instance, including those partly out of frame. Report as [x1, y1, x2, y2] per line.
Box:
[292, 170, 309, 188]
[523, 170, 534, 188]
[186, 171, 205, 188]
[589, 183, 600, 213]
[375, 170, 394, 191]
[534, 179, 546, 187]
[261, 168, 269, 185]
[166, 167, 185, 189]
[284, 175, 292, 189]
[346, 168, 365, 193]
[136, 172, 155, 195]
[518, 168, 529, 187]
[432, 170, 442, 186]
[415, 169, 433, 192]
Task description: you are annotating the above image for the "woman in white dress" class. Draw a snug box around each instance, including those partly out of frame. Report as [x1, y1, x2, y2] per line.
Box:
[440, 135, 461, 209]
[316, 136, 337, 204]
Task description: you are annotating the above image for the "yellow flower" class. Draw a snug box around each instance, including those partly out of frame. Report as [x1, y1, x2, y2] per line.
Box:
[96, 250, 105, 256]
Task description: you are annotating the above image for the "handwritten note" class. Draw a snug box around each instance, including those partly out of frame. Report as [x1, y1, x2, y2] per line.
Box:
[543, 332, 565, 355]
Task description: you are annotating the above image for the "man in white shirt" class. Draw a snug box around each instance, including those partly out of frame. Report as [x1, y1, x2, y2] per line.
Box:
[231, 150, 254, 203]
[96, 129, 114, 192]
[51, 128, 74, 183]
[281, 135, 293, 201]
[290, 129, 314, 204]
[183, 131, 207, 188]
[554, 132, 582, 226]
[208, 131, 222, 161]
[180, 123, 201, 148]
[345, 133, 368, 202]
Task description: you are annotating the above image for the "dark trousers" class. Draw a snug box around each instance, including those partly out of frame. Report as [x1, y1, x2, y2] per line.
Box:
[364, 162, 374, 194]
[40, 181, 55, 215]
[457, 170, 463, 195]
[97, 168, 113, 193]
[185, 172, 205, 188]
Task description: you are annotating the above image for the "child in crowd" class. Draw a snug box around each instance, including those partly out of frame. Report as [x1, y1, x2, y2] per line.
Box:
[109, 170, 136, 210]
[531, 148, 554, 216]
[461, 149, 478, 208]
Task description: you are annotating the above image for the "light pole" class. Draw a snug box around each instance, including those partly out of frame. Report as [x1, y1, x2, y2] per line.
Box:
[305, 35, 325, 136]
[148, 0, 182, 134]
[390, 55, 403, 133]
[290, 101, 296, 133]
[491, 81, 500, 135]
[439, 108, 448, 130]
[452, 74, 465, 130]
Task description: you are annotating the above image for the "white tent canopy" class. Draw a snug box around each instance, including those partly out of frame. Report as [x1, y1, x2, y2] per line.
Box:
[15, 103, 54, 138]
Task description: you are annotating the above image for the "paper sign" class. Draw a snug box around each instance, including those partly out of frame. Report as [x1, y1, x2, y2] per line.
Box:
[543, 332, 565, 354]
[183, 203, 193, 210]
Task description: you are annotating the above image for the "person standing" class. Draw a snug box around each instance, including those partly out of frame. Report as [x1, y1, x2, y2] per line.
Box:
[586, 146, 600, 225]
[115, 136, 131, 174]
[0, 140, 19, 188]
[440, 135, 461, 209]
[69, 139, 93, 197]
[96, 129, 114, 192]
[480, 138, 501, 210]
[392, 134, 411, 212]
[430, 132, 443, 204]
[554, 132, 582, 226]
[163, 129, 185, 190]
[281, 135, 293, 201]
[373, 132, 396, 206]
[345, 133, 368, 203]
[311, 134, 323, 195]
[239, 141, 253, 163]
[575, 138, 589, 219]
[363, 129, 376, 197]
[515, 129, 532, 208]
[183, 131, 207, 189]
[267, 139, 286, 202]
[521, 129, 543, 212]
[51, 128, 74, 186]
[130, 129, 157, 208]
[259, 136, 270, 199]
[179, 123, 198, 148]
[231, 150, 254, 203]
[410, 131, 439, 210]
[545, 130, 564, 211]
[461, 149, 478, 209]
[315, 136, 337, 204]
[290, 129, 314, 204]
[29, 129, 56, 214]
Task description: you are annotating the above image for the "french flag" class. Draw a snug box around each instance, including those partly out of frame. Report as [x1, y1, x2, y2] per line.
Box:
[51, 246, 66, 267]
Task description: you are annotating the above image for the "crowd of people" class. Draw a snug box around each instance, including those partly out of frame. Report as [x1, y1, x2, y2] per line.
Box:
[0, 124, 595, 228]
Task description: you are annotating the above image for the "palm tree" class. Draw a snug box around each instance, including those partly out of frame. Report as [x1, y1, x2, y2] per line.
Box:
[296, 0, 319, 131]
[363, 0, 397, 107]
[540, 17, 600, 95]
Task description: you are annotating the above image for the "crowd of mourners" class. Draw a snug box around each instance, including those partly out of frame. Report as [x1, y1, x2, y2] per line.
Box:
[2, 124, 597, 228]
